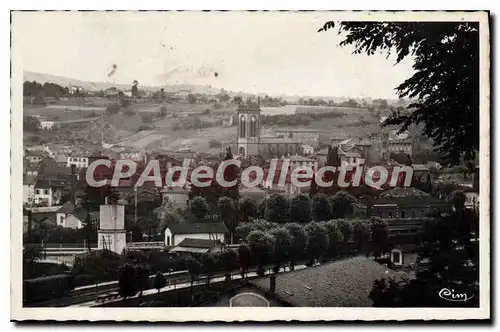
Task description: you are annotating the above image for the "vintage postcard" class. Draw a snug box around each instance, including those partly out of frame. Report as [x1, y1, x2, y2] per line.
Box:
[10, 10, 490, 321]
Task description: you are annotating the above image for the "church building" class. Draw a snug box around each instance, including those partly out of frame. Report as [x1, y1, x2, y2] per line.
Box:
[236, 99, 302, 158]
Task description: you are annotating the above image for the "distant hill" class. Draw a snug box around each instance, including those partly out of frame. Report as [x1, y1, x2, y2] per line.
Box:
[23, 71, 412, 104]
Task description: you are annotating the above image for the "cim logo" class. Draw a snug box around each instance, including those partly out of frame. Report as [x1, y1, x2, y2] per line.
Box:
[438, 288, 475, 303]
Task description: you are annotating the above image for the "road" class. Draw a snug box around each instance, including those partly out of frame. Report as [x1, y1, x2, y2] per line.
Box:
[27, 264, 308, 307]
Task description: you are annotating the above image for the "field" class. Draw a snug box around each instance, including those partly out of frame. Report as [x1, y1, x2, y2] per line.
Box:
[23, 97, 393, 152]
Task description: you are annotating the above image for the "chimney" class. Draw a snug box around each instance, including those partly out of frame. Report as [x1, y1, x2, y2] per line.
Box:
[270, 275, 276, 294]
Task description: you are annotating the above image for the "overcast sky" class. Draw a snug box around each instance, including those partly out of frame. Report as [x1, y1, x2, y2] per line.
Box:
[13, 11, 414, 98]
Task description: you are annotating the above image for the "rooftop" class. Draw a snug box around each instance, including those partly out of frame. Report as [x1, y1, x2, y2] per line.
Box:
[167, 222, 228, 234]
[249, 256, 407, 307]
[176, 238, 222, 249]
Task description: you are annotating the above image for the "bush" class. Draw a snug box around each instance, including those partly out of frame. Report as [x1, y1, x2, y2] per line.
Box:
[106, 103, 120, 114]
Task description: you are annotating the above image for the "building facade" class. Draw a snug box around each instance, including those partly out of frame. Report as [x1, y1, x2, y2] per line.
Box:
[236, 101, 302, 158]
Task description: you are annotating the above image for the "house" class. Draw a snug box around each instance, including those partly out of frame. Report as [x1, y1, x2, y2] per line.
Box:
[388, 139, 413, 157]
[23, 175, 38, 205]
[67, 155, 89, 168]
[462, 186, 479, 211]
[40, 120, 55, 130]
[29, 206, 61, 229]
[54, 154, 68, 167]
[240, 186, 267, 202]
[301, 144, 314, 155]
[169, 238, 225, 254]
[164, 222, 228, 247]
[201, 256, 407, 307]
[25, 151, 46, 163]
[56, 203, 98, 229]
[287, 155, 316, 169]
[33, 179, 68, 206]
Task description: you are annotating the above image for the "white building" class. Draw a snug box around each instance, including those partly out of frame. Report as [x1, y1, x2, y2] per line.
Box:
[67, 155, 89, 168]
[98, 203, 126, 254]
[33, 179, 66, 206]
[164, 222, 228, 247]
[40, 121, 55, 130]
[388, 140, 413, 157]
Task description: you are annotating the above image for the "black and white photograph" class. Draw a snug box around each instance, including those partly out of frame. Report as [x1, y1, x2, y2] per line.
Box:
[9, 10, 490, 321]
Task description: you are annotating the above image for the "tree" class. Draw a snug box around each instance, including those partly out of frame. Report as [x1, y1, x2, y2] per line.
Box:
[188, 93, 197, 104]
[118, 264, 137, 299]
[323, 221, 344, 258]
[331, 22, 479, 168]
[246, 230, 275, 275]
[335, 219, 354, 243]
[218, 197, 238, 244]
[264, 194, 290, 223]
[269, 227, 292, 272]
[290, 194, 311, 223]
[23, 116, 41, 132]
[312, 193, 331, 222]
[185, 256, 202, 293]
[238, 243, 253, 279]
[219, 249, 239, 282]
[131, 80, 139, 97]
[370, 217, 389, 258]
[200, 252, 217, 286]
[303, 222, 329, 265]
[136, 265, 150, 296]
[233, 96, 243, 104]
[239, 197, 258, 223]
[153, 271, 167, 293]
[370, 194, 479, 307]
[352, 220, 371, 253]
[284, 223, 308, 270]
[329, 191, 357, 219]
[189, 196, 209, 221]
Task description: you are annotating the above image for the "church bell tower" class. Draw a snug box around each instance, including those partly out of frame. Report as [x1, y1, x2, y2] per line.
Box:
[237, 98, 261, 157]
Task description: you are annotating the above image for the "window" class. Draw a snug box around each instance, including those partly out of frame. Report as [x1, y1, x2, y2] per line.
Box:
[166, 236, 170, 246]
[35, 189, 40, 195]
[411, 210, 416, 218]
[401, 211, 406, 218]
[388, 212, 393, 218]
[239, 116, 246, 138]
[44, 189, 49, 195]
[250, 116, 257, 137]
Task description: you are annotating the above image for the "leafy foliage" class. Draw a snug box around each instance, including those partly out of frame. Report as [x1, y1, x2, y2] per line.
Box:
[264, 194, 290, 223]
[370, 217, 390, 258]
[290, 194, 312, 223]
[269, 227, 293, 272]
[329, 191, 358, 219]
[118, 264, 138, 299]
[304, 222, 329, 264]
[370, 196, 479, 307]
[334, 21, 479, 167]
[189, 196, 209, 221]
[239, 197, 258, 223]
[284, 223, 309, 269]
[312, 193, 332, 222]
